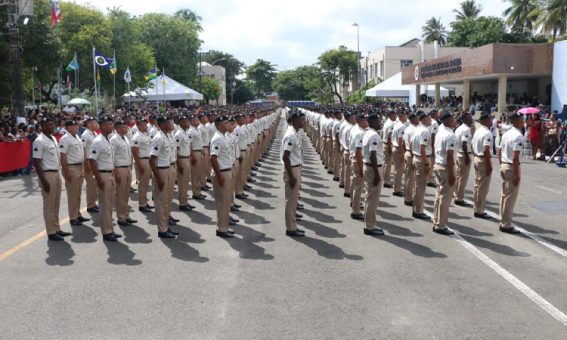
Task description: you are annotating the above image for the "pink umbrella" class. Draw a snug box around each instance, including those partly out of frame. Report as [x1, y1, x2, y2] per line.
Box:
[518, 107, 540, 114]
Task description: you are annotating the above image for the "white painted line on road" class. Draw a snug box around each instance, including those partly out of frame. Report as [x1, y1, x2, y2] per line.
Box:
[423, 209, 567, 327]
[463, 199, 567, 259]
[534, 185, 563, 195]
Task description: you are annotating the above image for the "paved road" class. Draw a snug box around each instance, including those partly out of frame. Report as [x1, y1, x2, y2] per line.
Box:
[1, 118, 566, 339]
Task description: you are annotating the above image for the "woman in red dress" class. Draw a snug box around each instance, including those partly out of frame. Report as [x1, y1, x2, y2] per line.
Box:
[528, 114, 542, 160]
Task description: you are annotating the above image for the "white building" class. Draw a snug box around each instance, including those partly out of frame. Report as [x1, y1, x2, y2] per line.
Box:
[199, 62, 227, 105]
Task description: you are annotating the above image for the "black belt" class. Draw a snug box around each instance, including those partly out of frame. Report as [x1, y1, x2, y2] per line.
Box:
[98, 170, 113, 173]
[68, 163, 82, 166]
[502, 162, 514, 165]
[220, 168, 232, 172]
[157, 166, 169, 169]
[116, 166, 129, 168]
[179, 156, 189, 159]
[140, 157, 149, 159]
[170, 162, 176, 165]
[364, 163, 383, 167]
[291, 164, 302, 168]
[203, 146, 209, 148]
[44, 169, 58, 172]
[193, 149, 202, 152]
[240, 149, 247, 152]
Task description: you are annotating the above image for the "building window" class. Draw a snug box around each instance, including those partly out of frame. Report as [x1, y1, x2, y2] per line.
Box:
[379, 60, 384, 78]
[369, 65, 373, 79]
[374, 63, 378, 78]
[400, 59, 413, 69]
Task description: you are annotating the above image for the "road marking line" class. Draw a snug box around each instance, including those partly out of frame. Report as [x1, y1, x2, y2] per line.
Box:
[423, 210, 567, 327]
[463, 199, 567, 259]
[535, 185, 562, 195]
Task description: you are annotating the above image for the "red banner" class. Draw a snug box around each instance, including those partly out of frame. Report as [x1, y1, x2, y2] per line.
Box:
[0, 140, 31, 172]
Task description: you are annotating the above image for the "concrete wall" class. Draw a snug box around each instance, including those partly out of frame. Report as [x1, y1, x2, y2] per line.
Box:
[201, 65, 227, 105]
[552, 41, 567, 113]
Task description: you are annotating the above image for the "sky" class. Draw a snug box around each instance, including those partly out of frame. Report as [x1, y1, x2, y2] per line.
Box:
[73, 0, 509, 70]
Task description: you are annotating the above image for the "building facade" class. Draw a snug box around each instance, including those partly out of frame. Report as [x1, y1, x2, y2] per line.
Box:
[199, 62, 227, 106]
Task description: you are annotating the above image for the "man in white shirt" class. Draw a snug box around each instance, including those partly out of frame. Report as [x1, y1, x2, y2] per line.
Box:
[189, 114, 206, 200]
[382, 110, 397, 188]
[402, 112, 419, 206]
[340, 112, 355, 195]
[331, 111, 343, 182]
[411, 112, 433, 220]
[454, 112, 473, 206]
[210, 115, 236, 238]
[432, 112, 457, 235]
[132, 117, 153, 213]
[428, 110, 441, 187]
[149, 116, 177, 239]
[234, 114, 250, 200]
[110, 120, 136, 227]
[349, 113, 368, 221]
[391, 110, 408, 196]
[174, 115, 193, 211]
[59, 120, 89, 226]
[33, 117, 70, 241]
[497, 111, 524, 234]
[89, 116, 120, 241]
[281, 109, 306, 237]
[471, 112, 494, 219]
[362, 112, 385, 236]
[81, 117, 99, 213]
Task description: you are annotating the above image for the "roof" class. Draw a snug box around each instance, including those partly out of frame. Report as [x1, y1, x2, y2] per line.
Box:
[399, 38, 421, 48]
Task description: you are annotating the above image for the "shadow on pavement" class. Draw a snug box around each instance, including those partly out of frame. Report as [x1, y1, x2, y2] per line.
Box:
[380, 210, 413, 222]
[118, 224, 152, 244]
[450, 223, 494, 237]
[104, 241, 143, 266]
[174, 224, 206, 244]
[70, 224, 98, 243]
[301, 181, 330, 189]
[299, 220, 346, 238]
[514, 221, 560, 235]
[459, 234, 530, 257]
[379, 235, 447, 258]
[160, 239, 209, 262]
[302, 209, 342, 224]
[234, 210, 269, 225]
[222, 225, 275, 260]
[45, 241, 76, 266]
[291, 236, 363, 260]
[299, 196, 336, 210]
[301, 187, 333, 198]
[380, 221, 423, 237]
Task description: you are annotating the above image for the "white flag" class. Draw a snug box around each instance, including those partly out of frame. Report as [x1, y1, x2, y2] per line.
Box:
[124, 66, 132, 83]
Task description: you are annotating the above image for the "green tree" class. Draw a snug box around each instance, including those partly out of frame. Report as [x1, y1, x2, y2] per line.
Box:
[503, 0, 540, 33]
[346, 79, 382, 104]
[318, 46, 358, 103]
[273, 70, 307, 101]
[138, 13, 202, 88]
[533, 0, 567, 42]
[201, 50, 245, 98]
[231, 79, 255, 105]
[246, 59, 277, 98]
[447, 16, 509, 47]
[453, 0, 483, 20]
[201, 76, 221, 104]
[422, 17, 448, 45]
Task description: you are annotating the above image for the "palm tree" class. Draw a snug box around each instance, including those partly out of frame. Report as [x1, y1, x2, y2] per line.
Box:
[533, 0, 567, 42]
[453, 0, 483, 20]
[503, 0, 539, 33]
[422, 17, 448, 45]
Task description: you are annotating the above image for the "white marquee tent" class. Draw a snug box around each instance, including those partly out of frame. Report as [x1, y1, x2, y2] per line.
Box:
[123, 74, 203, 102]
[365, 72, 449, 99]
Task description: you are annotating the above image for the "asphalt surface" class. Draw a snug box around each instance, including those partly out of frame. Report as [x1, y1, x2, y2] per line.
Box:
[1, 117, 567, 339]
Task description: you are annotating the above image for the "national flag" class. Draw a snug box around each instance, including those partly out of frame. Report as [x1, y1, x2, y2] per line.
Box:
[123, 67, 132, 83]
[94, 50, 113, 69]
[65, 54, 79, 72]
[144, 67, 158, 81]
[50, 1, 62, 29]
[66, 74, 72, 89]
[110, 52, 117, 75]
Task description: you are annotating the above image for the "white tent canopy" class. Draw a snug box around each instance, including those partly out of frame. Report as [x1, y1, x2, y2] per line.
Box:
[365, 72, 449, 98]
[123, 74, 203, 102]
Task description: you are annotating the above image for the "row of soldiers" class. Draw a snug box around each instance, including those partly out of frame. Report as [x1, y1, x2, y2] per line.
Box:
[297, 105, 524, 236]
[32, 107, 278, 241]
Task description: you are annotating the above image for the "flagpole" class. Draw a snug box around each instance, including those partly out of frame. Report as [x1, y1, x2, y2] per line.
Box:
[93, 47, 98, 116]
[112, 51, 116, 113]
[75, 52, 79, 90]
[162, 67, 166, 110]
[155, 64, 159, 112]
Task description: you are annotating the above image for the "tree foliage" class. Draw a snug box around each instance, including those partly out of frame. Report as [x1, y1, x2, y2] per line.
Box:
[201, 76, 221, 104]
[422, 17, 448, 45]
[318, 46, 358, 103]
[246, 59, 277, 98]
[453, 0, 482, 21]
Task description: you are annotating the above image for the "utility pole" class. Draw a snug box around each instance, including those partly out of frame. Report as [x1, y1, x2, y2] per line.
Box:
[2, 0, 25, 116]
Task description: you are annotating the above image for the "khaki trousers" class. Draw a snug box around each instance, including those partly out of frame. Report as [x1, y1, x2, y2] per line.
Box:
[454, 155, 472, 201]
[114, 167, 132, 221]
[364, 165, 384, 229]
[499, 163, 520, 228]
[168, 165, 176, 212]
[191, 152, 202, 196]
[350, 160, 364, 214]
[85, 169, 98, 209]
[135, 159, 151, 208]
[343, 152, 352, 193]
[213, 169, 234, 232]
[284, 166, 302, 231]
[98, 172, 116, 235]
[432, 165, 455, 229]
[384, 147, 393, 184]
[326, 138, 333, 169]
[403, 152, 415, 202]
[412, 157, 427, 214]
[177, 158, 191, 206]
[233, 162, 240, 197]
[202, 148, 211, 183]
[40, 171, 62, 235]
[333, 141, 342, 176]
[153, 168, 172, 233]
[428, 155, 436, 183]
[473, 157, 491, 214]
[237, 151, 247, 195]
[393, 147, 404, 192]
[321, 136, 328, 164]
[65, 164, 84, 220]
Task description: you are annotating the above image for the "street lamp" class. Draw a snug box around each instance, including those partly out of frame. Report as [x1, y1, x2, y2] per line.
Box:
[352, 23, 360, 90]
[211, 58, 226, 65]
